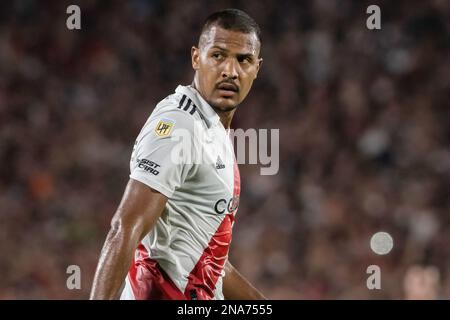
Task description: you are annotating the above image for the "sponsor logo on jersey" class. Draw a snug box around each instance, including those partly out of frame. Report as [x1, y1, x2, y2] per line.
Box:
[155, 118, 175, 137]
[137, 158, 160, 176]
[214, 196, 240, 214]
[215, 156, 226, 169]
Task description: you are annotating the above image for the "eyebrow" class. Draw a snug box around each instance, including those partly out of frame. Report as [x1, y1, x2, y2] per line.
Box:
[210, 45, 229, 52]
[210, 45, 256, 57]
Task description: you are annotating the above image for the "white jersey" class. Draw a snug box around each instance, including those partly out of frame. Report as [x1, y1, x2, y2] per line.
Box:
[120, 85, 240, 300]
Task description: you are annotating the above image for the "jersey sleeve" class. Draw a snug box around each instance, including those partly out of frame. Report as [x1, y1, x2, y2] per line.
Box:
[129, 104, 197, 197]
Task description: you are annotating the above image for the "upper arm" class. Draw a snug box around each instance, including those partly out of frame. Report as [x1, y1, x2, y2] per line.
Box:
[118, 103, 195, 243]
[129, 106, 196, 198]
[89, 178, 167, 300]
[111, 178, 167, 243]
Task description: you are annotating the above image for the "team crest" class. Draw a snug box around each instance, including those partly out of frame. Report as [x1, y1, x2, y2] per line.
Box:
[154, 118, 175, 137]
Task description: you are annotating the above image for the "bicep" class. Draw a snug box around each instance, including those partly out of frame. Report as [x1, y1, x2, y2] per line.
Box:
[111, 178, 167, 242]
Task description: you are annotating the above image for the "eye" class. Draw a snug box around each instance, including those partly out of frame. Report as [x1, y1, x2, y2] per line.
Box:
[238, 56, 252, 64]
[212, 52, 224, 59]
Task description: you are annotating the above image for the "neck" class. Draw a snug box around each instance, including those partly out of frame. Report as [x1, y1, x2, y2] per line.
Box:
[215, 108, 236, 129]
[191, 79, 236, 129]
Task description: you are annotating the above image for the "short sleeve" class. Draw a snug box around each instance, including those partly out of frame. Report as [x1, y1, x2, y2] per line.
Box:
[129, 105, 196, 197]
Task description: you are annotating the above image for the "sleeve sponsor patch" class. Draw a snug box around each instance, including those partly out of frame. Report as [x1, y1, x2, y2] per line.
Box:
[154, 118, 175, 137]
[136, 159, 160, 175]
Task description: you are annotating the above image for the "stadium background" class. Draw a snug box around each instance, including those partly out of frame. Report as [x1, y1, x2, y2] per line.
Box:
[0, 0, 449, 299]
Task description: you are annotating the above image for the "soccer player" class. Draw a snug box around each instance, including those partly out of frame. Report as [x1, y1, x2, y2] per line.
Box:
[90, 8, 265, 300]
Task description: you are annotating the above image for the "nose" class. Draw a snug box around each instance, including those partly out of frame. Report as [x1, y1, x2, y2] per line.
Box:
[221, 58, 239, 80]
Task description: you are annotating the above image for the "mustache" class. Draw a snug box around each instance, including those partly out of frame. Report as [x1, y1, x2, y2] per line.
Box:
[216, 80, 239, 92]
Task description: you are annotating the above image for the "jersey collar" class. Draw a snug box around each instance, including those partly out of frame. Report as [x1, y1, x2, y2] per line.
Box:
[175, 85, 221, 128]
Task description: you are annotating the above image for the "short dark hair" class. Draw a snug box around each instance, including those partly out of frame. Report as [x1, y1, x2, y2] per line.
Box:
[199, 8, 261, 46]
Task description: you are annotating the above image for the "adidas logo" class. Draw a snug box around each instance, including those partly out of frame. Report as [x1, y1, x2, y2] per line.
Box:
[215, 156, 225, 169]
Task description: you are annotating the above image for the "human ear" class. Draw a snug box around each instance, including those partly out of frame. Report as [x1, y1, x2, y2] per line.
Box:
[191, 46, 200, 70]
[254, 58, 263, 79]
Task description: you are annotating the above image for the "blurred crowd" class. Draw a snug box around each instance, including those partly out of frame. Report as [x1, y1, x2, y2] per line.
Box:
[0, 0, 449, 299]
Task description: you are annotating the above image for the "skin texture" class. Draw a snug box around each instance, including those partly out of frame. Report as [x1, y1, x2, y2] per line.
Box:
[192, 25, 262, 129]
[223, 261, 266, 300]
[90, 179, 168, 299]
[90, 25, 266, 300]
